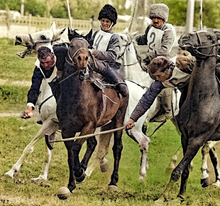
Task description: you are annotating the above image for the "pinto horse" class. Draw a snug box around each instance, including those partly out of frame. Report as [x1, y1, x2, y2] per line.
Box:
[158, 30, 220, 201]
[56, 37, 129, 192]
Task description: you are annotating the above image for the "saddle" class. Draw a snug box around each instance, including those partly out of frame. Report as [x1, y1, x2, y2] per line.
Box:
[85, 68, 116, 92]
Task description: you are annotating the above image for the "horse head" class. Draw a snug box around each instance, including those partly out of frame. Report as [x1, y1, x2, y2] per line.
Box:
[15, 22, 67, 58]
[65, 38, 90, 80]
[178, 30, 220, 59]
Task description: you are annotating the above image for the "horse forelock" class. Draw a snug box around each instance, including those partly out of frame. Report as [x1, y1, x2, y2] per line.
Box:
[69, 38, 89, 59]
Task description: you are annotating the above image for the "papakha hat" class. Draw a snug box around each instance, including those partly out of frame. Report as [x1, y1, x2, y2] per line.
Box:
[98, 4, 118, 26]
[149, 3, 169, 22]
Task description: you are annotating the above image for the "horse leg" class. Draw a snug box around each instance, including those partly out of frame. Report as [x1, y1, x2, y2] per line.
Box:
[80, 136, 97, 172]
[73, 136, 97, 183]
[31, 132, 55, 182]
[85, 132, 112, 176]
[162, 133, 204, 201]
[65, 139, 82, 192]
[126, 121, 150, 180]
[201, 141, 216, 187]
[108, 129, 123, 191]
[209, 145, 220, 187]
[4, 123, 51, 179]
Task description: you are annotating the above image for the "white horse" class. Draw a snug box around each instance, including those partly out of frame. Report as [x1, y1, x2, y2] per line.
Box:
[4, 23, 67, 181]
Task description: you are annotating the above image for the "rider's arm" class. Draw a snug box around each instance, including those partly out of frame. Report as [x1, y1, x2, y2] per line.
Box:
[27, 66, 44, 109]
[130, 80, 165, 122]
[135, 25, 151, 45]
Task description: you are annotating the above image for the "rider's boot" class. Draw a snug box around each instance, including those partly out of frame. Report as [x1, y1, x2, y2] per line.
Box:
[90, 60, 128, 97]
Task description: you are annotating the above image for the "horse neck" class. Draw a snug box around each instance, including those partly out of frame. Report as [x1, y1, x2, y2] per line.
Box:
[61, 64, 82, 95]
[188, 55, 217, 94]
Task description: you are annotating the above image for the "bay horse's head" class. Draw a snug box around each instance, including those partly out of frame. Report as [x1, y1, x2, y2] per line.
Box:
[178, 30, 220, 59]
[15, 22, 67, 58]
[65, 38, 90, 80]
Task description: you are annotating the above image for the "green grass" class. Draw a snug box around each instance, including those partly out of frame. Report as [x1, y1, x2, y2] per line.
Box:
[1, 38, 220, 205]
[0, 38, 36, 82]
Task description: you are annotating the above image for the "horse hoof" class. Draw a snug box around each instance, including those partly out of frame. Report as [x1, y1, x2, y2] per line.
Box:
[100, 159, 108, 172]
[75, 172, 86, 184]
[108, 185, 118, 192]
[138, 175, 145, 181]
[57, 186, 71, 200]
[4, 171, 14, 179]
[201, 178, 209, 188]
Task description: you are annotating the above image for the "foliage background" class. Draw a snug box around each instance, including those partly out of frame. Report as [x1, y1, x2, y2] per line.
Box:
[0, 0, 220, 28]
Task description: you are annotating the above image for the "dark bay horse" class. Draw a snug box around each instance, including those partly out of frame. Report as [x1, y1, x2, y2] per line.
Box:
[57, 38, 129, 193]
[159, 30, 220, 202]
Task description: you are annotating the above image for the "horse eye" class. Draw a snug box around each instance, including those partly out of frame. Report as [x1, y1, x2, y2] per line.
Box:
[207, 35, 212, 40]
[40, 35, 47, 40]
[78, 56, 82, 61]
[85, 56, 88, 61]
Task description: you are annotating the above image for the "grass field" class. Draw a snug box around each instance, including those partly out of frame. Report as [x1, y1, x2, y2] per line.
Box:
[0, 38, 220, 206]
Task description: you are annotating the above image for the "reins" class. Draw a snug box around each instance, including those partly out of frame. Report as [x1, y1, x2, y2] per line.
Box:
[50, 126, 126, 143]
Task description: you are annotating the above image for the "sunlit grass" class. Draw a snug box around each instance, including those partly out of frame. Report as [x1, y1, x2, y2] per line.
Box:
[1, 38, 220, 206]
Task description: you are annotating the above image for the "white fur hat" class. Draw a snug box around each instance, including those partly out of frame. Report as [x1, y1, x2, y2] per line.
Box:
[149, 3, 169, 22]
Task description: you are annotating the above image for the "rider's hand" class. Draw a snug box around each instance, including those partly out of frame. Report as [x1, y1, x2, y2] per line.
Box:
[24, 106, 33, 118]
[126, 119, 135, 130]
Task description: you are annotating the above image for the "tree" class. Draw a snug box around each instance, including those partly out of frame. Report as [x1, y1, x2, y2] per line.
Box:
[24, 0, 47, 17]
[0, 0, 20, 11]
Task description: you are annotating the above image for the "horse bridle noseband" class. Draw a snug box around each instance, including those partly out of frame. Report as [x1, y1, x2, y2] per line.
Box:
[59, 39, 91, 84]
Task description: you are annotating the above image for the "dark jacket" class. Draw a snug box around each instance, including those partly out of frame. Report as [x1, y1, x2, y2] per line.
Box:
[27, 46, 68, 107]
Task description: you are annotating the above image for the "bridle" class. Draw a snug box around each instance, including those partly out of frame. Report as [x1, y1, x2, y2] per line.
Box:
[118, 35, 139, 67]
[59, 38, 90, 83]
[28, 33, 61, 50]
[181, 31, 220, 58]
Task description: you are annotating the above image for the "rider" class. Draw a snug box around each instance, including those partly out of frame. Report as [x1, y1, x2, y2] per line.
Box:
[88, 4, 128, 97]
[136, 3, 176, 68]
[126, 51, 195, 129]
[24, 45, 67, 119]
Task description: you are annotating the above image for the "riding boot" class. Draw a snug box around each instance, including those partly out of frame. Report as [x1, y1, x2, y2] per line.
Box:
[90, 60, 128, 97]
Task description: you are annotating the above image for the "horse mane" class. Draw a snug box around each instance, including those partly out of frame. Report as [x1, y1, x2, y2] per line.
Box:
[122, 32, 143, 68]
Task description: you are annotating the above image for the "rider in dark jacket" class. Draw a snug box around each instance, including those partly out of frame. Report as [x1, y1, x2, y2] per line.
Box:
[126, 52, 195, 129]
[24, 46, 67, 118]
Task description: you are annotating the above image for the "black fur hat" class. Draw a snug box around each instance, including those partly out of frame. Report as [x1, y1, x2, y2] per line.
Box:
[98, 4, 117, 26]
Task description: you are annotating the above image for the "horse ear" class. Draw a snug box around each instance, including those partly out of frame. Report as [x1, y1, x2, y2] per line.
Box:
[68, 27, 80, 41]
[84, 29, 92, 42]
[50, 22, 56, 33]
